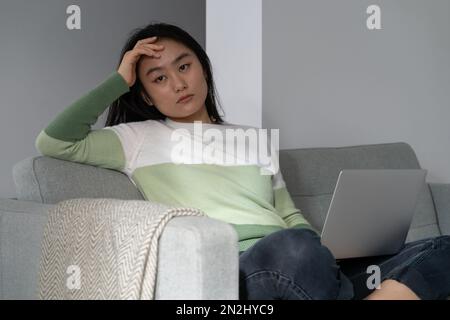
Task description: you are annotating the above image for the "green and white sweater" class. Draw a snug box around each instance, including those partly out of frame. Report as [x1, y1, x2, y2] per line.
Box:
[35, 71, 315, 253]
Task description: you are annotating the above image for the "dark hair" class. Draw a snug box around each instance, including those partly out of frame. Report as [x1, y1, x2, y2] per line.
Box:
[105, 22, 225, 127]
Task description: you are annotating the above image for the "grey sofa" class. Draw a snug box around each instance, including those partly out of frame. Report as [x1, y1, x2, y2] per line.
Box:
[1, 142, 449, 299]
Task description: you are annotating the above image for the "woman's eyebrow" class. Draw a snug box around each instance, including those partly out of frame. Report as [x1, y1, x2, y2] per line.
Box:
[145, 52, 191, 76]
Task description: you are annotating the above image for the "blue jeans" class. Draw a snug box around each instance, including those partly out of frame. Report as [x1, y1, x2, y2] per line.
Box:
[239, 228, 450, 300]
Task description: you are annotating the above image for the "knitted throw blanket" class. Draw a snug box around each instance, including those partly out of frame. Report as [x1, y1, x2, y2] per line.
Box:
[38, 198, 204, 299]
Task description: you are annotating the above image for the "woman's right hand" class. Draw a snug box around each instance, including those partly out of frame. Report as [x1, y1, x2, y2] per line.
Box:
[117, 36, 164, 87]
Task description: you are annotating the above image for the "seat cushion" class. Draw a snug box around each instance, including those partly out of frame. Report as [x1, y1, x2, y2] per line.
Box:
[279, 142, 441, 243]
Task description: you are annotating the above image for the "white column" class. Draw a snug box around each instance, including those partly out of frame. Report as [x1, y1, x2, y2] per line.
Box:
[206, 0, 262, 128]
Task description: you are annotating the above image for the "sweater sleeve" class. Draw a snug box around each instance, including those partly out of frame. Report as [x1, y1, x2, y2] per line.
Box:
[267, 135, 318, 234]
[35, 71, 133, 171]
[272, 169, 316, 231]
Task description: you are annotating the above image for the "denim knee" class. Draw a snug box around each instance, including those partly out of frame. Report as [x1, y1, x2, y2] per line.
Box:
[240, 229, 328, 272]
[239, 228, 353, 299]
[383, 235, 450, 300]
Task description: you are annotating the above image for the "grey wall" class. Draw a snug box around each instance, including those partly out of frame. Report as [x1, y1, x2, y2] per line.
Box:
[0, 0, 205, 198]
[263, 0, 450, 183]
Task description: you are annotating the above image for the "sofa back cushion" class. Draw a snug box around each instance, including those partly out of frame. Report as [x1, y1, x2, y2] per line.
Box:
[13, 157, 144, 204]
[279, 142, 441, 242]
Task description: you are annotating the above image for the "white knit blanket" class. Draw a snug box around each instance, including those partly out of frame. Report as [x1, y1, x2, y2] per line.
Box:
[38, 198, 204, 300]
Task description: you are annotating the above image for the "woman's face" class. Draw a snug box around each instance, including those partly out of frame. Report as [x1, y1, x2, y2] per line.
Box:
[137, 38, 210, 123]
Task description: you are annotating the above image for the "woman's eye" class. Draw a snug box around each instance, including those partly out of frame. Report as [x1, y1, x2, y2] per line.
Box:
[154, 64, 190, 83]
[154, 75, 165, 83]
[180, 63, 190, 71]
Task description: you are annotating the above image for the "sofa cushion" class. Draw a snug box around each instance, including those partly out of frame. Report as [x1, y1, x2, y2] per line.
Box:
[13, 157, 144, 204]
[279, 142, 441, 243]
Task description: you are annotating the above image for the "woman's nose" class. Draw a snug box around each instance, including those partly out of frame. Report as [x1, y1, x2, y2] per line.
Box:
[173, 75, 187, 91]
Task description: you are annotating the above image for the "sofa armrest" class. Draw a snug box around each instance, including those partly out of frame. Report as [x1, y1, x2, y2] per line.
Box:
[156, 216, 239, 300]
[429, 183, 450, 235]
[0, 199, 53, 299]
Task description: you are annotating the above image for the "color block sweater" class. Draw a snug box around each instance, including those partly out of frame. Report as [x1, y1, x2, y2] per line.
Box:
[35, 71, 315, 252]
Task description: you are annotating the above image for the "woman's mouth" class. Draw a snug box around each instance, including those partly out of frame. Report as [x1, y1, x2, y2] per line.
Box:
[177, 94, 194, 104]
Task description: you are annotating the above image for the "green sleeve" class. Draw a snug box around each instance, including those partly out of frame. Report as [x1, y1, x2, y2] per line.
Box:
[35, 71, 130, 171]
[273, 176, 319, 234]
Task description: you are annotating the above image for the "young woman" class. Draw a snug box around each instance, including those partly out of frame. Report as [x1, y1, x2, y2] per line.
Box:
[35, 22, 450, 300]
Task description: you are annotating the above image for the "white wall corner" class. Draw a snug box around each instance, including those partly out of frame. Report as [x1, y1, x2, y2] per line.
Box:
[206, 0, 262, 128]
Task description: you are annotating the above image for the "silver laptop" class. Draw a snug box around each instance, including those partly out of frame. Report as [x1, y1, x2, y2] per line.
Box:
[320, 169, 427, 259]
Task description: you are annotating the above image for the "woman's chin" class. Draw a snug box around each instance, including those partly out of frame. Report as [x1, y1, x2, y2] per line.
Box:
[176, 106, 203, 117]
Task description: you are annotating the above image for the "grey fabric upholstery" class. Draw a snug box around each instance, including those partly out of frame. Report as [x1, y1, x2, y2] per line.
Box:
[13, 157, 144, 204]
[155, 216, 239, 299]
[279, 142, 443, 243]
[429, 183, 450, 235]
[0, 199, 51, 299]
